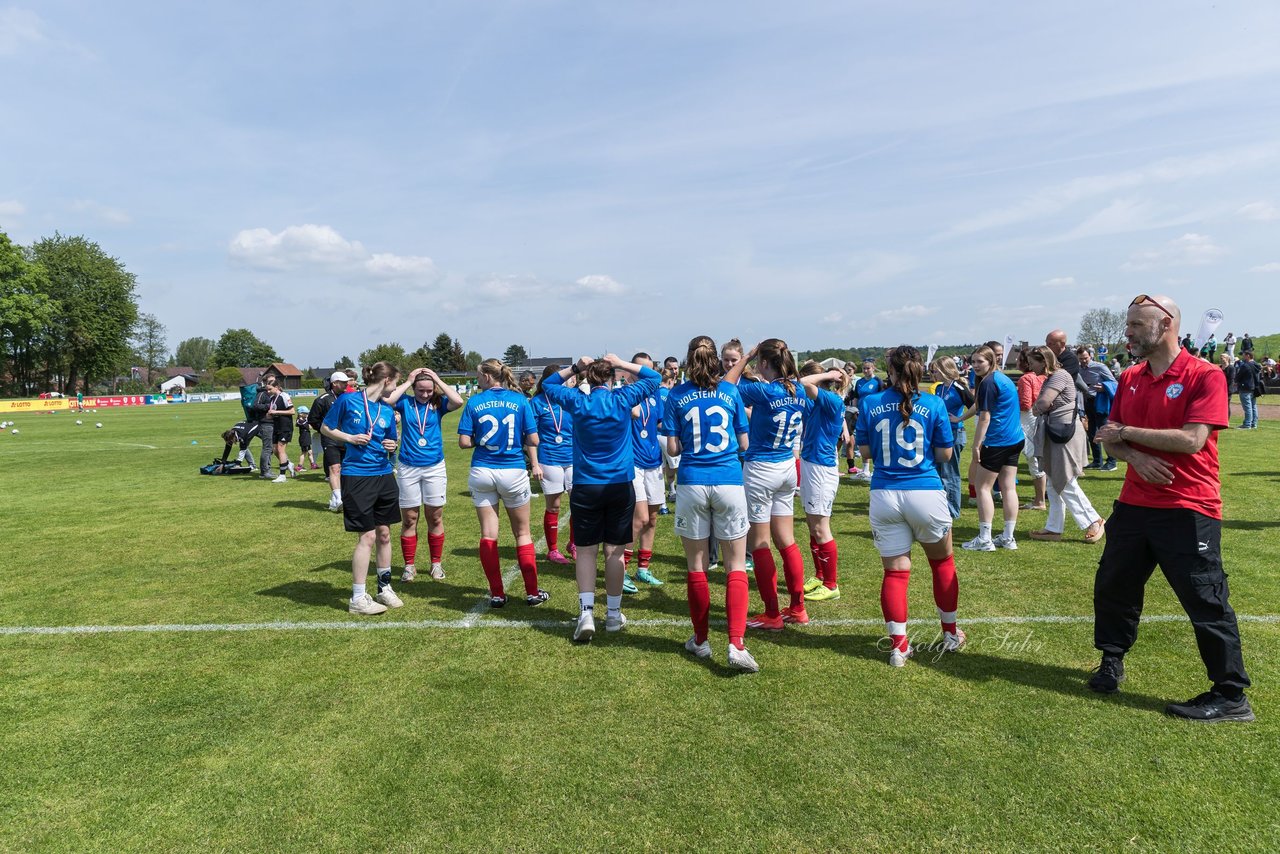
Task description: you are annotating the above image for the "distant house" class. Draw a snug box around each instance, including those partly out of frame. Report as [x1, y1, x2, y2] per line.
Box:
[131, 366, 199, 387]
[260, 363, 303, 390]
[236, 367, 268, 387]
[511, 357, 573, 375]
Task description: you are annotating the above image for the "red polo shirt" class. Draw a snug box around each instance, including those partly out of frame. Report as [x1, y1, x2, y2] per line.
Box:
[1110, 348, 1228, 518]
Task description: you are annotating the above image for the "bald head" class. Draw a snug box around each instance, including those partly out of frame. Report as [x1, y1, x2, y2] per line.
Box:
[1126, 293, 1181, 360]
[1045, 330, 1068, 354]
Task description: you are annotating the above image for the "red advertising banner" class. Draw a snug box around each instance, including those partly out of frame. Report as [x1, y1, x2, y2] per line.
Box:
[82, 396, 148, 408]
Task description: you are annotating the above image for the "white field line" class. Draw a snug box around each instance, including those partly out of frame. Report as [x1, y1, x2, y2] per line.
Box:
[2, 613, 1278, 638]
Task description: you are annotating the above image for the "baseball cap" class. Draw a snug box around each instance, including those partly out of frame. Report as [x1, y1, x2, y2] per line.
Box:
[329, 372, 351, 383]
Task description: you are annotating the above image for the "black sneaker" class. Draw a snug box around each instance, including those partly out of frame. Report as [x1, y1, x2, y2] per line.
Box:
[1100, 462, 1118, 472]
[1165, 691, 1255, 723]
[1088, 655, 1125, 693]
[488, 594, 507, 608]
[525, 589, 551, 607]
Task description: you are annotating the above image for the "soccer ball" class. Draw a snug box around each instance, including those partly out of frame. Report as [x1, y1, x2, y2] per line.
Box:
[76, 420, 83, 425]
[10, 429, 17, 435]
[96, 422, 103, 428]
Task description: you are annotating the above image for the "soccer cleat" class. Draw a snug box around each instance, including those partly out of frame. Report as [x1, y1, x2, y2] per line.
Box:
[746, 612, 784, 631]
[375, 588, 404, 609]
[781, 605, 810, 625]
[942, 628, 967, 652]
[402, 564, 417, 583]
[348, 593, 388, 616]
[525, 589, 551, 606]
[567, 544, 577, 559]
[547, 549, 571, 565]
[993, 534, 1018, 550]
[271, 474, 288, 483]
[806, 585, 840, 602]
[658, 505, 670, 516]
[855, 470, 873, 482]
[1088, 655, 1125, 693]
[633, 569, 664, 587]
[1099, 462, 1118, 472]
[1165, 691, 1255, 723]
[684, 636, 712, 659]
[961, 536, 995, 552]
[605, 611, 627, 633]
[574, 610, 596, 643]
[803, 576, 825, 594]
[429, 563, 446, 580]
[622, 575, 638, 594]
[889, 643, 914, 668]
[707, 562, 721, 571]
[328, 496, 342, 512]
[488, 594, 508, 609]
[288, 464, 298, 479]
[745, 554, 755, 571]
[727, 644, 760, 673]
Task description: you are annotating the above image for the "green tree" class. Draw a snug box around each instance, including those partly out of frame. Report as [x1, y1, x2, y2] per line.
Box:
[426, 332, 454, 370]
[447, 337, 467, 371]
[30, 233, 139, 394]
[131, 313, 168, 384]
[0, 232, 58, 396]
[464, 350, 484, 370]
[211, 328, 280, 368]
[175, 336, 215, 371]
[212, 366, 245, 388]
[1078, 309, 1126, 351]
[359, 342, 407, 373]
[336, 355, 355, 369]
[503, 343, 528, 366]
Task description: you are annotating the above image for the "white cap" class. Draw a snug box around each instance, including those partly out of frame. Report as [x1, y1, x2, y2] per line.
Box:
[329, 372, 351, 383]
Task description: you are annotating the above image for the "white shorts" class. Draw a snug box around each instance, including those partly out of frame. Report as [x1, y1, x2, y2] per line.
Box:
[799, 459, 839, 517]
[674, 484, 749, 541]
[632, 466, 664, 506]
[398, 461, 448, 508]
[744, 458, 797, 523]
[540, 463, 573, 496]
[467, 467, 532, 509]
[869, 489, 952, 557]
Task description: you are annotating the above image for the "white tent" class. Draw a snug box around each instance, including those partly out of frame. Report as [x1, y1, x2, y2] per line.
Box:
[819, 358, 847, 370]
[159, 376, 187, 392]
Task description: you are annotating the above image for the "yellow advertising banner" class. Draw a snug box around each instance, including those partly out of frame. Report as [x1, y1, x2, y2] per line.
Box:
[0, 398, 70, 413]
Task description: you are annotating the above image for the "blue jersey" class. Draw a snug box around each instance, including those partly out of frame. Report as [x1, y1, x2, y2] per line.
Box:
[855, 375, 884, 402]
[630, 388, 663, 470]
[738, 379, 807, 463]
[660, 380, 748, 486]
[800, 388, 844, 467]
[977, 371, 1024, 447]
[395, 395, 451, 468]
[457, 387, 537, 469]
[322, 392, 398, 476]
[543, 367, 660, 484]
[529, 393, 574, 467]
[855, 389, 953, 491]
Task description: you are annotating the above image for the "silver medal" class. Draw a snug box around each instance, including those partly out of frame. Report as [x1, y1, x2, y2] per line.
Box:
[555, 435, 564, 444]
[418, 438, 427, 447]
[640, 429, 648, 438]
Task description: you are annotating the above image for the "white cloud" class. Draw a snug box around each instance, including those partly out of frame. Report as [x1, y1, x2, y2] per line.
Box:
[470, 272, 628, 301]
[1120, 233, 1226, 272]
[364, 252, 439, 279]
[0, 8, 45, 56]
[820, 312, 844, 326]
[1040, 276, 1076, 288]
[573, 274, 626, 296]
[1248, 262, 1280, 273]
[228, 224, 440, 285]
[876, 304, 937, 321]
[0, 200, 24, 217]
[1238, 201, 1278, 222]
[70, 199, 131, 225]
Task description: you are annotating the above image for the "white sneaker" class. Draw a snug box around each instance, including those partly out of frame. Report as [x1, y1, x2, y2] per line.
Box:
[402, 564, 417, 583]
[573, 610, 596, 643]
[961, 535, 995, 552]
[889, 643, 914, 667]
[429, 562, 446, 580]
[271, 474, 287, 483]
[943, 628, 967, 652]
[605, 611, 627, 633]
[349, 593, 388, 615]
[993, 534, 1018, 550]
[727, 644, 760, 673]
[375, 588, 404, 608]
[684, 636, 712, 658]
[327, 496, 342, 512]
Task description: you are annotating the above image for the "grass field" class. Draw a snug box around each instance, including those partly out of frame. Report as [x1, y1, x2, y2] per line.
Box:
[1, 400, 1277, 851]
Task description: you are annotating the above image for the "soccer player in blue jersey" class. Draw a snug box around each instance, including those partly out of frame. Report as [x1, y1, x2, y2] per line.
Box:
[930, 356, 974, 520]
[386, 367, 463, 582]
[850, 359, 886, 481]
[530, 366, 576, 565]
[320, 362, 404, 616]
[797, 360, 850, 603]
[659, 367, 680, 503]
[625, 352, 666, 587]
[856, 346, 964, 666]
[661, 336, 758, 672]
[962, 345, 1025, 551]
[542, 354, 661, 642]
[457, 359, 549, 608]
[725, 339, 810, 630]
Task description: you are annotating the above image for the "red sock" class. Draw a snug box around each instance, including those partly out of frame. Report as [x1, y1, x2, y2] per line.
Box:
[400, 534, 418, 565]
[428, 531, 445, 564]
[638, 549, 652, 569]
[968, 481, 976, 498]
[568, 518, 576, 548]
[795, 458, 801, 483]
[752, 548, 780, 617]
[928, 554, 959, 633]
[780, 542, 805, 608]
[516, 542, 539, 596]
[820, 539, 840, 589]
[726, 571, 749, 649]
[543, 512, 559, 552]
[623, 548, 634, 568]
[881, 568, 911, 652]
[810, 541, 825, 584]
[479, 538, 503, 596]
[687, 571, 710, 644]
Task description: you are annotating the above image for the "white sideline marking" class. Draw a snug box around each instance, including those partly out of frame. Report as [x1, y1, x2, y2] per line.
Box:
[2, 613, 1277, 638]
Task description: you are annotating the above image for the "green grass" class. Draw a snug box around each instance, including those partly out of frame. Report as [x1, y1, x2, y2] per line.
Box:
[1, 402, 1278, 851]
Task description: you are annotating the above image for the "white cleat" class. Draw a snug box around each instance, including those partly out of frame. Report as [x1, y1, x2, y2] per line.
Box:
[605, 611, 627, 633]
[271, 474, 288, 483]
[429, 562, 446, 580]
[349, 593, 388, 616]
[328, 496, 342, 512]
[889, 644, 915, 668]
[961, 536, 995, 552]
[727, 644, 760, 673]
[401, 564, 417, 583]
[993, 534, 1018, 550]
[375, 588, 404, 609]
[943, 628, 967, 652]
[573, 610, 596, 643]
[684, 636, 712, 659]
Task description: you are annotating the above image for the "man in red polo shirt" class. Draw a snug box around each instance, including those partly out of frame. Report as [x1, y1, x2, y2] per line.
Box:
[1089, 294, 1253, 722]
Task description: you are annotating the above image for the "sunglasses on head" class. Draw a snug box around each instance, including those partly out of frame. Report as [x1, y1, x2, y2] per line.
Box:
[1130, 294, 1174, 320]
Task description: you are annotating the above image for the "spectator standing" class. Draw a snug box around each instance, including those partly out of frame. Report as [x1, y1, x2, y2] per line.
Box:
[1223, 332, 1236, 359]
[1234, 351, 1262, 429]
[1241, 332, 1254, 355]
[1078, 347, 1117, 471]
[1015, 349, 1047, 510]
[308, 372, 351, 511]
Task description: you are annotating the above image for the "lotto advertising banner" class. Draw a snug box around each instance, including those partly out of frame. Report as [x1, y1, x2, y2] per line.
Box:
[0, 398, 70, 413]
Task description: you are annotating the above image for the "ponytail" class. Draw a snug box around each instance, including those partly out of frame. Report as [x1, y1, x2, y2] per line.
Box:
[363, 360, 399, 387]
[479, 358, 520, 392]
[758, 337, 799, 396]
[686, 335, 721, 390]
[887, 345, 924, 426]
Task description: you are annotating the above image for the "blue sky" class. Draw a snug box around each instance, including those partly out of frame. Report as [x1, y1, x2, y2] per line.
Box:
[3, 1, 1279, 366]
